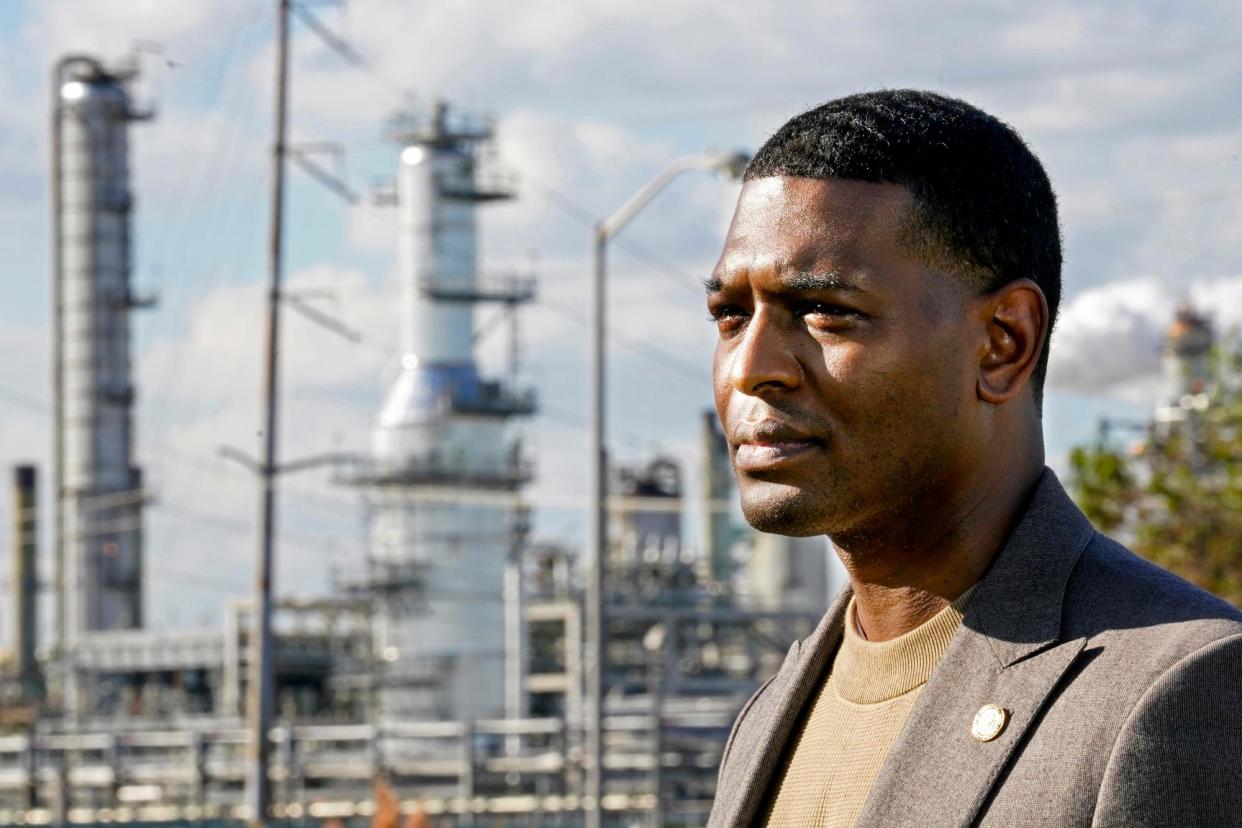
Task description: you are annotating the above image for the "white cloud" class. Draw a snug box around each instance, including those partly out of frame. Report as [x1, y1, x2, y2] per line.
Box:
[347, 198, 398, 254]
[0, 321, 51, 483]
[1001, 9, 1090, 53]
[1047, 277, 1169, 398]
[1047, 273, 1242, 401]
[26, 1, 260, 64]
[132, 263, 396, 624]
[485, 109, 679, 261]
[139, 265, 392, 415]
[131, 94, 266, 204]
[1007, 68, 1188, 135]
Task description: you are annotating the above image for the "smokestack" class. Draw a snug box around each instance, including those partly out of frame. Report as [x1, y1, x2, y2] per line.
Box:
[52, 55, 152, 645]
[1163, 302, 1214, 403]
[11, 465, 40, 699]
[700, 411, 736, 583]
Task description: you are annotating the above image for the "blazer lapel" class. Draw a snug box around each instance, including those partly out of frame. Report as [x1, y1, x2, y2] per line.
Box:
[853, 626, 1086, 826]
[716, 585, 853, 828]
[855, 469, 1096, 827]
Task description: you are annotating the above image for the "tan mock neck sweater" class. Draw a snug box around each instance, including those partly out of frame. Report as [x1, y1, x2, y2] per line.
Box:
[760, 590, 974, 827]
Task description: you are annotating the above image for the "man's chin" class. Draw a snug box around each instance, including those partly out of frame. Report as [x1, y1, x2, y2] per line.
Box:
[738, 483, 833, 537]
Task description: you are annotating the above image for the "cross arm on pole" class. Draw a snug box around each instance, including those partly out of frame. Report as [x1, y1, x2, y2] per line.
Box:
[219, 446, 359, 477]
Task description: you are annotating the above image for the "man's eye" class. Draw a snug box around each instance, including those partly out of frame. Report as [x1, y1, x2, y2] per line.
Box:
[708, 305, 744, 321]
[707, 305, 747, 330]
[800, 302, 865, 321]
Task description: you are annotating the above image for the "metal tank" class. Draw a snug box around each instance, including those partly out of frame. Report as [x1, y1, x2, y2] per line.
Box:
[51, 56, 152, 652]
[361, 102, 534, 721]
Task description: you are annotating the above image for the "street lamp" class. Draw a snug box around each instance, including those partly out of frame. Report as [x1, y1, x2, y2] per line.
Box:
[642, 623, 668, 828]
[585, 149, 749, 828]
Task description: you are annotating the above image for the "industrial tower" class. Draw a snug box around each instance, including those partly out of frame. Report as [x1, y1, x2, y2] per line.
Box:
[355, 102, 535, 721]
[51, 56, 152, 658]
[1162, 303, 1214, 405]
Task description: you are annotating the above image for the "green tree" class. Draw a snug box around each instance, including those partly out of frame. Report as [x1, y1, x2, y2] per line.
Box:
[1068, 339, 1242, 607]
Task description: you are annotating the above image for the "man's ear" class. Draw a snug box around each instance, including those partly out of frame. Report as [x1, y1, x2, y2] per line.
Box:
[977, 278, 1048, 405]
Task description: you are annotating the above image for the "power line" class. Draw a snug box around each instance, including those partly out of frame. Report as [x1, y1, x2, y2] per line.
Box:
[282, 291, 399, 357]
[152, 499, 349, 563]
[247, 20, 719, 388]
[141, 27, 271, 424]
[538, 402, 689, 456]
[273, 5, 1242, 135]
[258, 17, 714, 300]
[260, 189, 712, 391]
[0, 385, 49, 415]
[538, 186, 707, 298]
[147, 564, 252, 595]
[560, 39, 1242, 128]
[0, 382, 717, 515]
[291, 3, 412, 103]
[540, 297, 709, 387]
[10, 329, 703, 575]
[0, 485, 350, 558]
[0, 380, 366, 518]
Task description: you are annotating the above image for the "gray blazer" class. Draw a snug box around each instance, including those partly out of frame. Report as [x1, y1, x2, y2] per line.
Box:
[708, 469, 1242, 827]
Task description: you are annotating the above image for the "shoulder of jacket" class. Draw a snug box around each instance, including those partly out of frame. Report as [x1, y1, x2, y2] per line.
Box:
[1136, 630, 1242, 706]
[1095, 632, 1242, 821]
[1066, 533, 1242, 642]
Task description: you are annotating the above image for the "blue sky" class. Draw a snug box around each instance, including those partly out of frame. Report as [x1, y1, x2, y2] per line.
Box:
[2, 1, 1242, 631]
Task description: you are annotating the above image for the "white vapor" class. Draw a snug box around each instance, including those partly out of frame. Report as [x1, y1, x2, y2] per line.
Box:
[1047, 274, 1242, 402]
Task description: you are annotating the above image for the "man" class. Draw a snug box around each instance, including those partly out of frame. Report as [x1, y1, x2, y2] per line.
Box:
[705, 90, 1242, 827]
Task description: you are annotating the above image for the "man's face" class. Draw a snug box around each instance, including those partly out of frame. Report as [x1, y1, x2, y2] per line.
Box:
[709, 177, 987, 539]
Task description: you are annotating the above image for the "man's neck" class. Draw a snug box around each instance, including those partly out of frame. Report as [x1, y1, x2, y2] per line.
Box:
[834, 459, 1044, 643]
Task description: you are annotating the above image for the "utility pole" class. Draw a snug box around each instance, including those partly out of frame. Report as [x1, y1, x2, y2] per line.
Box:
[585, 151, 748, 828]
[247, 1, 290, 825]
[585, 226, 607, 828]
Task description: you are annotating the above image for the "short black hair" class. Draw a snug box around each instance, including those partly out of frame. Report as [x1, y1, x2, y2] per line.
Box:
[745, 89, 1061, 405]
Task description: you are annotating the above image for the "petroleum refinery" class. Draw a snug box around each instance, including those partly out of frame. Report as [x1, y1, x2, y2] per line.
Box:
[1, 27, 1227, 828]
[0, 49, 839, 828]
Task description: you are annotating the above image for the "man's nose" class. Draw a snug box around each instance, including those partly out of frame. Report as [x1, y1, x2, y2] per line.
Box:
[728, 309, 803, 395]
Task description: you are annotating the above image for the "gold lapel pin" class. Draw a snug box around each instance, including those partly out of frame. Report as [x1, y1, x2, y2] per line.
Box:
[971, 704, 1010, 742]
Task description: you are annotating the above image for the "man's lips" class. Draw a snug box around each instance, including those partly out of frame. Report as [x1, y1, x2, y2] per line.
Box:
[731, 422, 825, 472]
[734, 440, 821, 471]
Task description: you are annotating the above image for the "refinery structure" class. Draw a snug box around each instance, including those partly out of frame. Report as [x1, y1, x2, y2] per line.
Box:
[3, 31, 1226, 828]
[50, 55, 153, 714]
[0, 45, 839, 828]
[351, 103, 537, 724]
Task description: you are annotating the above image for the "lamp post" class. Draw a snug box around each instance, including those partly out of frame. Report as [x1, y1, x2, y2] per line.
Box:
[585, 150, 749, 828]
[642, 623, 668, 828]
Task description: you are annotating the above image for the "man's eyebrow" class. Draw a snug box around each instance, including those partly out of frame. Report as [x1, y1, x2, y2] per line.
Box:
[703, 271, 867, 296]
[781, 271, 866, 294]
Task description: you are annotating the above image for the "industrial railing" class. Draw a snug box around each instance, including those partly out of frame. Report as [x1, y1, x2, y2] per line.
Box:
[349, 454, 536, 490]
[0, 705, 734, 826]
[417, 275, 536, 305]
